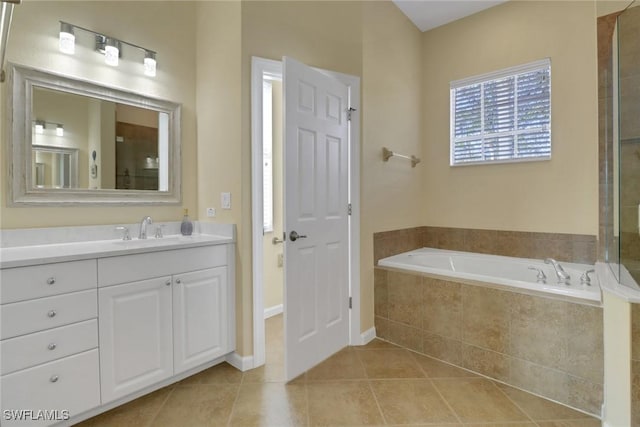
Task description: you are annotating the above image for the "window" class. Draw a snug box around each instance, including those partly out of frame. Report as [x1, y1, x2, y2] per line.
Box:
[450, 59, 551, 166]
[263, 80, 273, 232]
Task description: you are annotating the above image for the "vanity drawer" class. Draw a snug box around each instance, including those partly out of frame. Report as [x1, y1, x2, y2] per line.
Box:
[1, 259, 97, 304]
[0, 290, 97, 340]
[1, 349, 100, 426]
[98, 244, 228, 286]
[0, 319, 98, 375]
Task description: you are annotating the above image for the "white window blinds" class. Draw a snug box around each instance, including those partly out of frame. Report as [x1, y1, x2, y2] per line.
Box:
[450, 59, 551, 166]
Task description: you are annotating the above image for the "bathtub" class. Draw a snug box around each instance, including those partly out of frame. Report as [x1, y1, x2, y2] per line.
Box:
[378, 247, 601, 303]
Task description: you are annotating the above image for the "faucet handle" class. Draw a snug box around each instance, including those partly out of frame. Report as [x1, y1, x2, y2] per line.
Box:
[155, 225, 165, 239]
[115, 226, 131, 241]
[580, 269, 595, 286]
[528, 266, 547, 282]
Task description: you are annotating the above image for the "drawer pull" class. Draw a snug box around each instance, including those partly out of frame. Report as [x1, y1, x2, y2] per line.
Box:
[165, 280, 171, 287]
[50, 375, 59, 383]
[47, 310, 57, 318]
[46, 277, 56, 285]
[48, 343, 57, 351]
[176, 279, 182, 284]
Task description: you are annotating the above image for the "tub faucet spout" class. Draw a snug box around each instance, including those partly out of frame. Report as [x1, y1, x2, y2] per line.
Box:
[544, 258, 570, 284]
[139, 216, 153, 239]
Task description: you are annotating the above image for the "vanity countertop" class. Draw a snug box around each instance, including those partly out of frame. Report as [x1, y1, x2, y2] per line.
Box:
[0, 234, 234, 269]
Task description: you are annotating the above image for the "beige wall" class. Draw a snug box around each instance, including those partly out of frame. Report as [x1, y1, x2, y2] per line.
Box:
[360, 1, 424, 331]
[194, 1, 245, 351]
[1, 1, 197, 228]
[421, 0, 599, 236]
[263, 80, 284, 311]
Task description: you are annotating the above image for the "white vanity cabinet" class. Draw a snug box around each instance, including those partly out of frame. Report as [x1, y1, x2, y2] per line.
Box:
[98, 276, 174, 403]
[0, 260, 100, 426]
[97, 244, 234, 404]
[173, 266, 229, 373]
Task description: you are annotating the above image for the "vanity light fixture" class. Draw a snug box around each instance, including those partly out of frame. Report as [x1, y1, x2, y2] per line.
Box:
[103, 37, 120, 67]
[58, 22, 75, 55]
[34, 120, 65, 137]
[144, 51, 156, 77]
[58, 21, 157, 77]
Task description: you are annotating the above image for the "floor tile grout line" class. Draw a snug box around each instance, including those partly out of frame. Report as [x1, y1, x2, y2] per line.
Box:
[489, 380, 537, 424]
[226, 374, 245, 426]
[145, 385, 176, 427]
[428, 377, 464, 425]
[366, 378, 389, 425]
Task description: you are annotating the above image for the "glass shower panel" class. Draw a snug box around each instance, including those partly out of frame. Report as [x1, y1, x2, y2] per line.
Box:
[618, 4, 640, 286]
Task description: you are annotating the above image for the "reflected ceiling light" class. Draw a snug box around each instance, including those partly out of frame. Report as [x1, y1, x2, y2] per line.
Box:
[34, 121, 44, 135]
[144, 51, 156, 77]
[104, 38, 120, 67]
[56, 124, 64, 137]
[59, 22, 75, 54]
[58, 21, 157, 77]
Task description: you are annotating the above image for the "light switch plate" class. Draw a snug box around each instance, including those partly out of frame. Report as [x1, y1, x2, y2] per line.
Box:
[206, 207, 216, 217]
[221, 192, 231, 209]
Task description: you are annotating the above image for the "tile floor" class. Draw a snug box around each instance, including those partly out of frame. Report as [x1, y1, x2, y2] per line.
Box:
[77, 315, 601, 426]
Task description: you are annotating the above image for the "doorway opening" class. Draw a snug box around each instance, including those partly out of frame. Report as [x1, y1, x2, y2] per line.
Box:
[251, 56, 361, 380]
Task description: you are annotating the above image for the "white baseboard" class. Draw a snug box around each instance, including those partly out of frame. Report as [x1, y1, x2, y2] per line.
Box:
[225, 352, 254, 372]
[359, 326, 376, 345]
[264, 304, 283, 319]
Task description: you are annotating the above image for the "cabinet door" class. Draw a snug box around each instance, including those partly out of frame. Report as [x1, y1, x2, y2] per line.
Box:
[173, 267, 228, 374]
[99, 277, 173, 403]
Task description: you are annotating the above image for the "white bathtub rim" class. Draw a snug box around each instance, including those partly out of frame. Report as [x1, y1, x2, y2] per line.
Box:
[378, 247, 602, 305]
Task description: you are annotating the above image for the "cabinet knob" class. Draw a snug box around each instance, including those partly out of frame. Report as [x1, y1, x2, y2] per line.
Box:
[48, 343, 57, 351]
[50, 375, 59, 383]
[46, 277, 56, 285]
[47, 310, 57, 318]
[165, 280, 171, 286]
[175, 279, 181, 284]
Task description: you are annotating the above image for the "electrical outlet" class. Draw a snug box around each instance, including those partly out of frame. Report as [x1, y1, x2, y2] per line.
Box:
[277, 253, 284, 268]
[221, 192, 231, 209]
[206, 207, 216, 217]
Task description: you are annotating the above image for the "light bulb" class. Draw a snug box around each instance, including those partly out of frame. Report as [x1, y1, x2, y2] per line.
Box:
[104, 38, 119, 66]
[144, 51, 156, 77]
[35, 122, 44, 135]
[59, 23, 75, 55]
[56, 125, 64, 137]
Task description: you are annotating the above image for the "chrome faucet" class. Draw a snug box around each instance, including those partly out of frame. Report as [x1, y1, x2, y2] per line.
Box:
[544, 258, 570, 284]
[138, 216, 153, 239]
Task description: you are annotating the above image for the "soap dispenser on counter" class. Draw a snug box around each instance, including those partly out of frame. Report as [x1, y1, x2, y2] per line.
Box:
[180, 209, 193, 236]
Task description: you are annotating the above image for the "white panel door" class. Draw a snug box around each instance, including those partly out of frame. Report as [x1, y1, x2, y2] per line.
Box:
[173, 267, 228, 374]
[98, 277, 173, 403]
[283, 56, 350, 381]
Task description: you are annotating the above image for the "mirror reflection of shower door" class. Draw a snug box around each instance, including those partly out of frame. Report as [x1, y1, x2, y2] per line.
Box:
[617, 4, 640, 286]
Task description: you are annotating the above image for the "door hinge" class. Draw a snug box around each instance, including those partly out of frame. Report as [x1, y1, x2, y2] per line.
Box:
[347, 107, 357, 121]
[347, 203, 352, 216]
[349, 296, 352, 309]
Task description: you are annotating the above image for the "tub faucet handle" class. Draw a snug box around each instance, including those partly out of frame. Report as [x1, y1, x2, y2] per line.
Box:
[580, 269, 595, 286]
[528, 266, 547, 283]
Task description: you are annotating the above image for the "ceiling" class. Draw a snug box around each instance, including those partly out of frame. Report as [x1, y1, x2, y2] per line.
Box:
[392, 0, 509, 32]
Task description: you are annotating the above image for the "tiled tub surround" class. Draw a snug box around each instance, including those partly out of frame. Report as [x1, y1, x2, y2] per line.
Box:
[374, 226, 597, 265]
[632, 303, 640, 426]
[375, 267, 604, 416]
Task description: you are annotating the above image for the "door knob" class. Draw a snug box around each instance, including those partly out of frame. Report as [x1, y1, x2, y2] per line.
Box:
[272, 236, 284, 245]
[289, 231, 307, 242]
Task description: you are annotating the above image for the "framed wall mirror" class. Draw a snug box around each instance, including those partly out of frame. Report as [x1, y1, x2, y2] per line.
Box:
[7, 63, 182, 205]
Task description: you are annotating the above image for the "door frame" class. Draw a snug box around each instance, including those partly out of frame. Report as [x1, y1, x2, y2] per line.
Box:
[250, 56, 361, 368]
